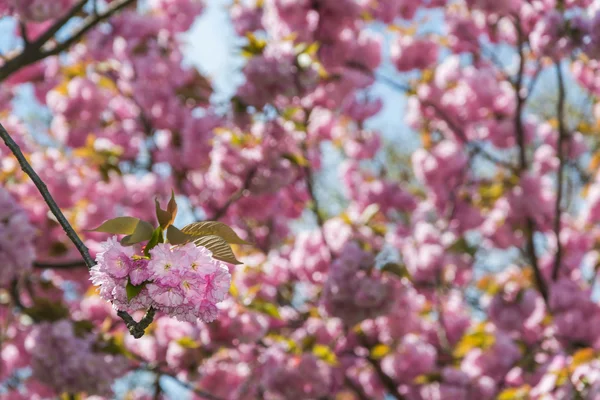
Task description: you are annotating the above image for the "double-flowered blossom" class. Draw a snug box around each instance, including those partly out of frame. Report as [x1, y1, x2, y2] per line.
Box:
[25, 319, 127, 396]
[321, 241, 394, 327]
[0, 187, 36, 286]
[91, 237, 231, 323]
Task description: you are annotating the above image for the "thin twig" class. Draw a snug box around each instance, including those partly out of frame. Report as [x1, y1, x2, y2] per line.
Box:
[0, 0, 135, 82]
[39, 0, 136, 58]
[153, 371, 162, 400]
[344, 377, 369, 400]
[373, 71, 517, 172]
[512, 19, 548, 303]
[357, 334, 405, 400]
[212, 167, 257, 220]
[18, 21, 29, 47]
[552, 62, 567, 281]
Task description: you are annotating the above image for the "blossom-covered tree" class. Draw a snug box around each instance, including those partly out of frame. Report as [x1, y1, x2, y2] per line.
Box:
[2, 0, 600, 398]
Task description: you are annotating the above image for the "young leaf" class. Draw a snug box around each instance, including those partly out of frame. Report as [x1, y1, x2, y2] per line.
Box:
[120, 220, 155, 245]
[370, 344, 391, 360]
[155, 199, 172, 229]
[193, 235, 242, 264]
[247, 299, 281, 319]
[181, 221, 250, 245]
[282, 152, 308, 167]
[312, 344, 338, 366]
[89, 216, 143, 235]
[167, 190, 178, 219]
[166, 225, 193, 245]
[176, 336, 200, 349]
[155, 191, 178, 229]
[72, 320, 95, 338]
[126, 278, 147, 302]
[23, 298, 70, 322]
[381, 262, 411, 280]
[144, 227, 163, 257]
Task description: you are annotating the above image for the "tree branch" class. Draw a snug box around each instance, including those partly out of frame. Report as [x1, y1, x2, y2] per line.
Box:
[551, 62, 567, 281]
[33, 260, 87, 269]
[372, 71, 517, 172]
[357, 334, 405, 400]
[39, 0, 136, 59]
[512, 19, 548, 303]
[0, 122, 155, 337]
[212, 167, 257, 220]
[0, 0, 135, 82]
[116, 307, 156, 339]
[0, 123, 96, 269]
[18, 21, 29, 47]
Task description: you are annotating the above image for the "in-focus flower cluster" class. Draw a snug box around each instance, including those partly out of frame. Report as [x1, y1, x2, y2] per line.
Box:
[91, 237, 231, 323]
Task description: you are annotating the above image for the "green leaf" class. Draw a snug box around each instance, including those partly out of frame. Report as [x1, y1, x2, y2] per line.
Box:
[155, 191, 178, 229]
[360, 204, 380, 224]
[282, 153, 308, 167]
[89, 216, 144, 235]
[72, 320, 95, 337]
[241, 32, 267, 57]
[229, 282, 239, 298]
[166, 225, 193, 245]
[301, 335, 317, 351]
[447, 237, 477, 257]
[370, 344, 391, 360]
[266, 333, 299, 353]
[414, 372, 442, 385]
[193, 235, 242, 264]
[312, 344, 338, 366]
[497, 386, 530, 400]
[167, 190, 178, 219]
[23, 298, 69, 322]
[144, 227, 163, 257]
[181, 221, 250, 245]
[453, 330, 496, 359]
[247, 299, 281, 319]
[125, 278, 147, 302]
[176, 336, 200, 349]
[381, 262, 410, 279]
[303, 41, 319, 56]
[120, 220, 155, 246]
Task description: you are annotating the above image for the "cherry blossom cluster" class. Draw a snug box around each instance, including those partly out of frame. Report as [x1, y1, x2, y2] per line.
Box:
[91, 237, 231, 322]
[25, 319, 127, 397]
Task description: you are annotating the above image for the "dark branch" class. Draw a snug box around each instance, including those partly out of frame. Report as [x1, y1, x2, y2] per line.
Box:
[18, 21, 29, 47]
[357, 333, 405, 400]
[116, 307, 156, 339]
[372, 70, 517, 172]
[33, 260, 87, 269]
[551, 62, 567, 281]
[0, 123, 96, 269]
[0, 122, 155, 337]
[512, 19, 548, 303]
[0, 0, 135, 82]
[212, 167, 257, 220]
[39, 0, 136, 58]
